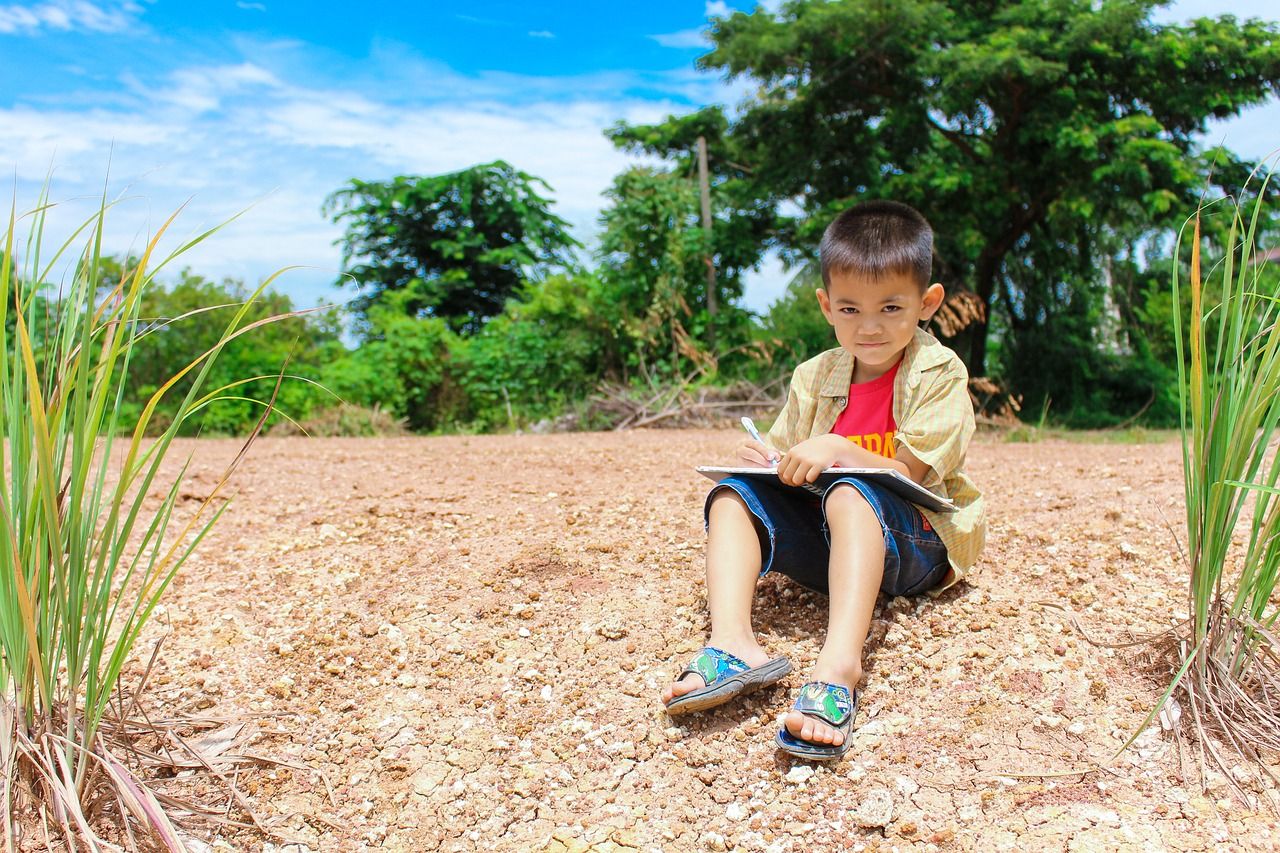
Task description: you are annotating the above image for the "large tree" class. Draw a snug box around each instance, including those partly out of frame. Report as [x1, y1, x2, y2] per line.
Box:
[325, 161, 580, 334]
[611, 0, 1280, 378]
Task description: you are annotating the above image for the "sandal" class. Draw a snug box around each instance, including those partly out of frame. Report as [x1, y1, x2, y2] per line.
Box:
[775, 680, 857, 760]
[664, 646, 792, 716]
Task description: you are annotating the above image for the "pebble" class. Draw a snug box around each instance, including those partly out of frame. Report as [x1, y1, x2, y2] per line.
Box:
[785, 766, 814, 784]
[702, 831, 727, 851]
[854, 788, 894, 828]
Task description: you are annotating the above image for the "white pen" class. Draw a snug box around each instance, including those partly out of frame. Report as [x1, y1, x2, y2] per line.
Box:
[740, 416, 779, 467]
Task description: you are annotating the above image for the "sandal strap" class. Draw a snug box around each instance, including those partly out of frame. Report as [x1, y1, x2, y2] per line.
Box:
[678, 646, 750, 687]
[792, 680, 853, 727]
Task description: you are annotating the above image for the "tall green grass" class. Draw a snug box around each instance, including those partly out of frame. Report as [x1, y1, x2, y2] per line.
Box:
[1168, 164, 1280, 788]
[0, 191, 297, 850]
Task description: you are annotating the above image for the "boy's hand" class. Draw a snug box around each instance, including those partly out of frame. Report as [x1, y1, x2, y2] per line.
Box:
[736, 438, 780, 467]
[776, 435, 847, 486]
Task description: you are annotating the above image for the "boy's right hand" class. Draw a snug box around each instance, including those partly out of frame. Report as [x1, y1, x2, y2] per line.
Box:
[736, 438, 780, 467]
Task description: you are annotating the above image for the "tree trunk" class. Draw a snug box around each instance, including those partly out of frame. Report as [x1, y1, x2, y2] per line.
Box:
[970, 258, 1000, 376]
[696, 135, 717, 349]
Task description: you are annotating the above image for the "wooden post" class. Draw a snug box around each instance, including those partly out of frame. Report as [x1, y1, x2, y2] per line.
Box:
[697, 135, 717, 349]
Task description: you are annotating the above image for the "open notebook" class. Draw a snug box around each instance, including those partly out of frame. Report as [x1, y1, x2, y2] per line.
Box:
[696, 466, 958, 513]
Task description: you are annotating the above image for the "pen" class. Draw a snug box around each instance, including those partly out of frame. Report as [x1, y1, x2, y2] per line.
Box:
[740, 416, 779, 466]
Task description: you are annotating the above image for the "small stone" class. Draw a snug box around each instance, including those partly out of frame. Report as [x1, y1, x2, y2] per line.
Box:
[702, 831, 727, 851]
[411, 763, 449, 796]
[518, 627, 531, 638]
[726, 802, 746, 821]
[854, 788, 894, 828]
[894, 775, 919, 796]
[1067, 720, 1086, 735]
[541, 685, 553, 701]
[785, 765, 814, 784]
[1079, 805, 1121, 827]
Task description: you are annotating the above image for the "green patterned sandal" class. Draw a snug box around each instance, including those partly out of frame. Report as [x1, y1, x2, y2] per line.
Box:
[664, 646, 792, 716]
[775, 680, 857, 760]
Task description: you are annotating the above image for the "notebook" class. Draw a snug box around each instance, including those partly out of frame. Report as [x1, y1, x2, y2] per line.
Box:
[695, 466, 958, 513]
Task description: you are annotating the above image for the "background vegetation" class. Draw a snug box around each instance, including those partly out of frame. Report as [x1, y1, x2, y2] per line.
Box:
[61, 0, 1280, 435]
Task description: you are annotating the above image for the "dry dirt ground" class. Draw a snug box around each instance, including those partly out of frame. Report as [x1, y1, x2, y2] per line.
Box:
[105, 432, 1280, 851]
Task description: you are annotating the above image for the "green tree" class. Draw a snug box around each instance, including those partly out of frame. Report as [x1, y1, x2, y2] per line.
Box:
[595, 165, 765, 379]
[611, 0, 1280, 390]
[324, 161, 581, 334]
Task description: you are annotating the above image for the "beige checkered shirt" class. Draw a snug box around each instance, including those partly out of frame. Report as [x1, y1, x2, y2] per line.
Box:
[765, 327, 986, 587]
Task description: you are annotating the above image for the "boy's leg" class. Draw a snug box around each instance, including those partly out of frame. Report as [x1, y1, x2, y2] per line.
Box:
[663, 489, 773, 704]
[784, 483, 884, 746]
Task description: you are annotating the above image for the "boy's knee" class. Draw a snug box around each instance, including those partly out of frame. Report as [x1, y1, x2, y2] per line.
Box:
[709, 487, 750, 520]
[824, 484, 876, 524]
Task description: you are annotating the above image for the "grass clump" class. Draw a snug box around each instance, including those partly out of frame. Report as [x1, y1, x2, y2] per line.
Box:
[1159, 164, 1280, 798]
[0, 190, 298, 849]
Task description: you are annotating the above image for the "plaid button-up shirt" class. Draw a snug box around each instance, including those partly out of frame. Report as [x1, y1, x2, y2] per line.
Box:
[765, 327, 986, 588]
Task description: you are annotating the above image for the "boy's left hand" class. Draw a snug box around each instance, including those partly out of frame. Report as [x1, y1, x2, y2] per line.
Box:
[776, 435, 848, 487]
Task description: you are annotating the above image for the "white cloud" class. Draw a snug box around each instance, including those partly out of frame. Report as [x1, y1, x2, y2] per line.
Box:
[649, 28, 707, 49]
[0, 57, 689, 310]
[236, 1, 267, 11]
[0, 0, 142, 35]
[705, 1, 731, 17]
[528, 29, 554, 39]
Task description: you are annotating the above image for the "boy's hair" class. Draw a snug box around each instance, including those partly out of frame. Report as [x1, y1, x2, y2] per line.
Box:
[819, 200, 933, 290]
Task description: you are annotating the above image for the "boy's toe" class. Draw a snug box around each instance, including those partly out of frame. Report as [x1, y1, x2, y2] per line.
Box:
[786, 710, 845, 745]
[665, 673, 705, 703]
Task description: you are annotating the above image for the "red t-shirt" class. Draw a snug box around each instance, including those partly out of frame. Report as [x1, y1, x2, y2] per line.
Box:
[829, 359, 899, 459]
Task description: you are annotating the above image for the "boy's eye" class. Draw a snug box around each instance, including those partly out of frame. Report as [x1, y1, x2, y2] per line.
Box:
[840, 307, 858, 314]
[883, 305, 900, 313]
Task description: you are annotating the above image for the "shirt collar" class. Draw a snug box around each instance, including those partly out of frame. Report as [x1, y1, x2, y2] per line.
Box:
[819, 327, 951, 398]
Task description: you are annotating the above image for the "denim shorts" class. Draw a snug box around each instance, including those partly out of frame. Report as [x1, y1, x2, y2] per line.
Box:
[703, 475, 950, 598]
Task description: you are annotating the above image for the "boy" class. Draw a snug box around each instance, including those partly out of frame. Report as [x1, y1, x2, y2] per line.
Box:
[661, 200, 985, 760]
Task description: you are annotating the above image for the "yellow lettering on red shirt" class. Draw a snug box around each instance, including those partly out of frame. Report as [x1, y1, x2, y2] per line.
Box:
[845, 431, 896, 459]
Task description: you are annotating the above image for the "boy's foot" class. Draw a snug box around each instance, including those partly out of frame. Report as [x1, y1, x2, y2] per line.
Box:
[663, 643, 792, 715]
[777, 679, 858, 760]
[662, 640, 771, 705]
[782, 665, 862, 749]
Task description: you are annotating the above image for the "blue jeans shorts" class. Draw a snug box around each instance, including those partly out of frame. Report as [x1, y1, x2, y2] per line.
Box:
[703, 475, 950, 598]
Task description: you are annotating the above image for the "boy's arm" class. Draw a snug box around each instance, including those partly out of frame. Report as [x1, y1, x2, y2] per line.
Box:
[892, 362, 975, 491]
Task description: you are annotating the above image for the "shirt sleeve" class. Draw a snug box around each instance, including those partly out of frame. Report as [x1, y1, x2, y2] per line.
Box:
[893, 361, 974, 492]
[765, 366, 806, 452]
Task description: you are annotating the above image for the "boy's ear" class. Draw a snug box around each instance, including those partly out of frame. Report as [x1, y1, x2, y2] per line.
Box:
[815, 287, 835, 325]
[920, 283, 945, 321]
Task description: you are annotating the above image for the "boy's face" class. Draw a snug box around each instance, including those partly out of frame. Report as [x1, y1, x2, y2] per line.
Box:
[815, 269, 945, 379]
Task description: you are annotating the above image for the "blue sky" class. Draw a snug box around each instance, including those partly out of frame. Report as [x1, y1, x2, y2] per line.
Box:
[2, 0, 1277, 314]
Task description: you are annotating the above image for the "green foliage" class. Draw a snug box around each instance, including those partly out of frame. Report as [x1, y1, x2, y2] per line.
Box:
[116, 268, 342, 435]
[320, 290, 463, 431]
[752, 270, 834, 373]
[453, 274, 606, 430]
[596, 166, 761, 380]
[325, 161, 581, 333]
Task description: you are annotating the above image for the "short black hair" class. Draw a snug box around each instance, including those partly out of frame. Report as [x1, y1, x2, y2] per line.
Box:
[819, 200, 933, 290]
